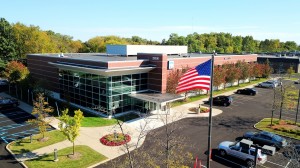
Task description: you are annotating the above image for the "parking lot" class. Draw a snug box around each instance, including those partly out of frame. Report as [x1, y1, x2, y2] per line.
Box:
[99, 86, 300, 168]
[0, 107, 54, 168]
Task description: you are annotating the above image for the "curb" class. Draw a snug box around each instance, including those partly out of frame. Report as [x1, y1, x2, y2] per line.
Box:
[5, 142, 28, 168]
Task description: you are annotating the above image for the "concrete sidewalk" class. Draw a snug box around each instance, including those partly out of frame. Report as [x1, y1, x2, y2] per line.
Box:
[2, 83, 257, 167]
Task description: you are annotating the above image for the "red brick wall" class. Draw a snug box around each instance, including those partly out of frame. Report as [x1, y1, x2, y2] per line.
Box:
[137, 53, 168, 93]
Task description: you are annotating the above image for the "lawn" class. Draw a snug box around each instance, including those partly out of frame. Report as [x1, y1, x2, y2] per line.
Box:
[9, 130, 66, 155]
[171, 78, 267, 107]
[255, 118, 300, 140]
[81, 117, 118, 127]
[24, 145, 107, 168]
[81, 113, 140, 127]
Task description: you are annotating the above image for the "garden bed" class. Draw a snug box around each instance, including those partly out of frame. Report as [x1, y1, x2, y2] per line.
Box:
[100, 133, 131, 146]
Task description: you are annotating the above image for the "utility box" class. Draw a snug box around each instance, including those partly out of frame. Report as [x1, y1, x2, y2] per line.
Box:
[261, 145, 276, 156]
[240, 139, 253, 150]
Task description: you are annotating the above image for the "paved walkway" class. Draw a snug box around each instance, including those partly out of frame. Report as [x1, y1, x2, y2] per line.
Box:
[1, 83, 257, 167]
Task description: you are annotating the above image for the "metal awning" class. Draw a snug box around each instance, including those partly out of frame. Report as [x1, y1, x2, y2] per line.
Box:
[129, 93, 184, 104]
[49, 62, 155, 76]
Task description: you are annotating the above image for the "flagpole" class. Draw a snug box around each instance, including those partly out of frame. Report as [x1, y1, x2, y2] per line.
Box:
[207, 51, 215, 168]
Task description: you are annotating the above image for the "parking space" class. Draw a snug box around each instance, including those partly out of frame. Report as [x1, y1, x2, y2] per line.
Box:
[98, 86, 300, 168]
[0, 108, 54, 144]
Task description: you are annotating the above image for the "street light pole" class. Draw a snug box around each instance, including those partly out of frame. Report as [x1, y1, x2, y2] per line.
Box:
[207, 51, 216, 168]
[295, 89, 300, 124]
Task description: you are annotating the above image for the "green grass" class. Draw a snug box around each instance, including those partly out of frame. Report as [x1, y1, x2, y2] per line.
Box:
[255, 118, 300, 140]
[9, 130, 66, 155]
[24, 145, 107, 168]
[172, 78, 267, 107]
[283, 77, 299, 81]
[81, 113, 140, 127]
[81, 117, 118, 127]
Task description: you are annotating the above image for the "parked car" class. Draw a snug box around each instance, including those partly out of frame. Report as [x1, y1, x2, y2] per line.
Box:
[209, 95, 233, 106]
[268, 80, 280, 86]
[236, 88, 257, 96]
[243, 131, 287, 149]
[0, 97, 19, 109]
[0, 79, 8, 86]
[218, 140, 267, 167]
[257, 81, 276, 88]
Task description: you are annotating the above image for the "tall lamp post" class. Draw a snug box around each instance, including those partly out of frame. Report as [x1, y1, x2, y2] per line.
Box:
[207, 51, 216, 168]
[295, 89, 300, 124]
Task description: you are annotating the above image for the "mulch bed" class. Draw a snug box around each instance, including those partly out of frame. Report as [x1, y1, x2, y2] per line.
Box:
[100, 133, 131, 146]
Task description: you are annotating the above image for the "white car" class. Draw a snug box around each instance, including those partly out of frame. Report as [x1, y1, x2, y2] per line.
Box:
[258, 81, 276, 88]
[218, 140, 267, 168]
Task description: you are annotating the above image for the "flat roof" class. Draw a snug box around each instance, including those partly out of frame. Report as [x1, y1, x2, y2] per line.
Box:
[258, 55, 300, 59]
[129, 93, 184, 104]
[28, 53, 257, 62]
[28, 53, 139, 62]
[49, 62, 155, 76]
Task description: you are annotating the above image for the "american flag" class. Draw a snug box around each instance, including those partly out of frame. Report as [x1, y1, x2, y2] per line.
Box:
[176, 59, 211, 93]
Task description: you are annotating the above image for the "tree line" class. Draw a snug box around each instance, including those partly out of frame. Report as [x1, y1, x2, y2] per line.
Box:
[1, 17, 299, 66]
[163, 32, 300, 53]
[167, 60, 272, 94]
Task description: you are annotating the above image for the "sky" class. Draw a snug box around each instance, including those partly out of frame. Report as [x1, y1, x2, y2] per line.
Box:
[1, 0, 300, 44]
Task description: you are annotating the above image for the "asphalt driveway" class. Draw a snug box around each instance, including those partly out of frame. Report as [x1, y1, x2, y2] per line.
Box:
[99, 87, 299, 168]
[0, 107, 54, 168]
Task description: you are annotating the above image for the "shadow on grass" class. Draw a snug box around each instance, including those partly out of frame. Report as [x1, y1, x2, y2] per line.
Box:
[116, 113, 140, 122]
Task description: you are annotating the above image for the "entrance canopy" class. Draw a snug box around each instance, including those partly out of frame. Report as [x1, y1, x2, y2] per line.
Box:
[129, 93, 184, 104]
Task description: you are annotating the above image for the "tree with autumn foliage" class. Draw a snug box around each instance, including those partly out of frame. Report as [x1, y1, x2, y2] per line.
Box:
[28, 93, 54, 140]
[238, 61, 250, 84]
[3, 60, 29, 83]
[235, 60, 244, 85]
[252, 63, 263, 79]
[287, 66, 295, 78]
[223, 62, 239, 87]
[213, 65, 226, 90]
[167, 65, 191, 99]
[262, 59, 272, 78]
[166, 69, 183, 94]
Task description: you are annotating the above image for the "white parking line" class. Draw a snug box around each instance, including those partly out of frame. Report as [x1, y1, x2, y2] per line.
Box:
[265, 160, 285, 167]
[284, 160, 291, 168]
[214, 155, 247, 168]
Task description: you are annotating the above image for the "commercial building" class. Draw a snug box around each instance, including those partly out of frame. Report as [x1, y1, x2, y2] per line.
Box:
[27, 45, 258, 117]
[257, 56, 300, 73]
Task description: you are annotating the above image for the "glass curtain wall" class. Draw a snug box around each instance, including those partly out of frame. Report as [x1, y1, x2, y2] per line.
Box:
[59, 70, 148, 116]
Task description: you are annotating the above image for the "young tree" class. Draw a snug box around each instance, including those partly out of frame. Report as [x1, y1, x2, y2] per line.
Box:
[59, 108, 84, 155]
[287, 66, 295, 78]
[223, 62, 239, 87]
[235, 60, 243, 85]
[28, 93, 53, 140]
[253, 63, 263, 79]
[166, 69, 183, 94]
[239, 61, 250, 83]
[213, 65, 226, 90]
[262, 59, 272, 78]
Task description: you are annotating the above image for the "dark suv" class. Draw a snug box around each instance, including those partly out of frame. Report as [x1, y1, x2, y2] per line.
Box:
[0, 97, 19, 109]
[210, 95, 233, 106]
